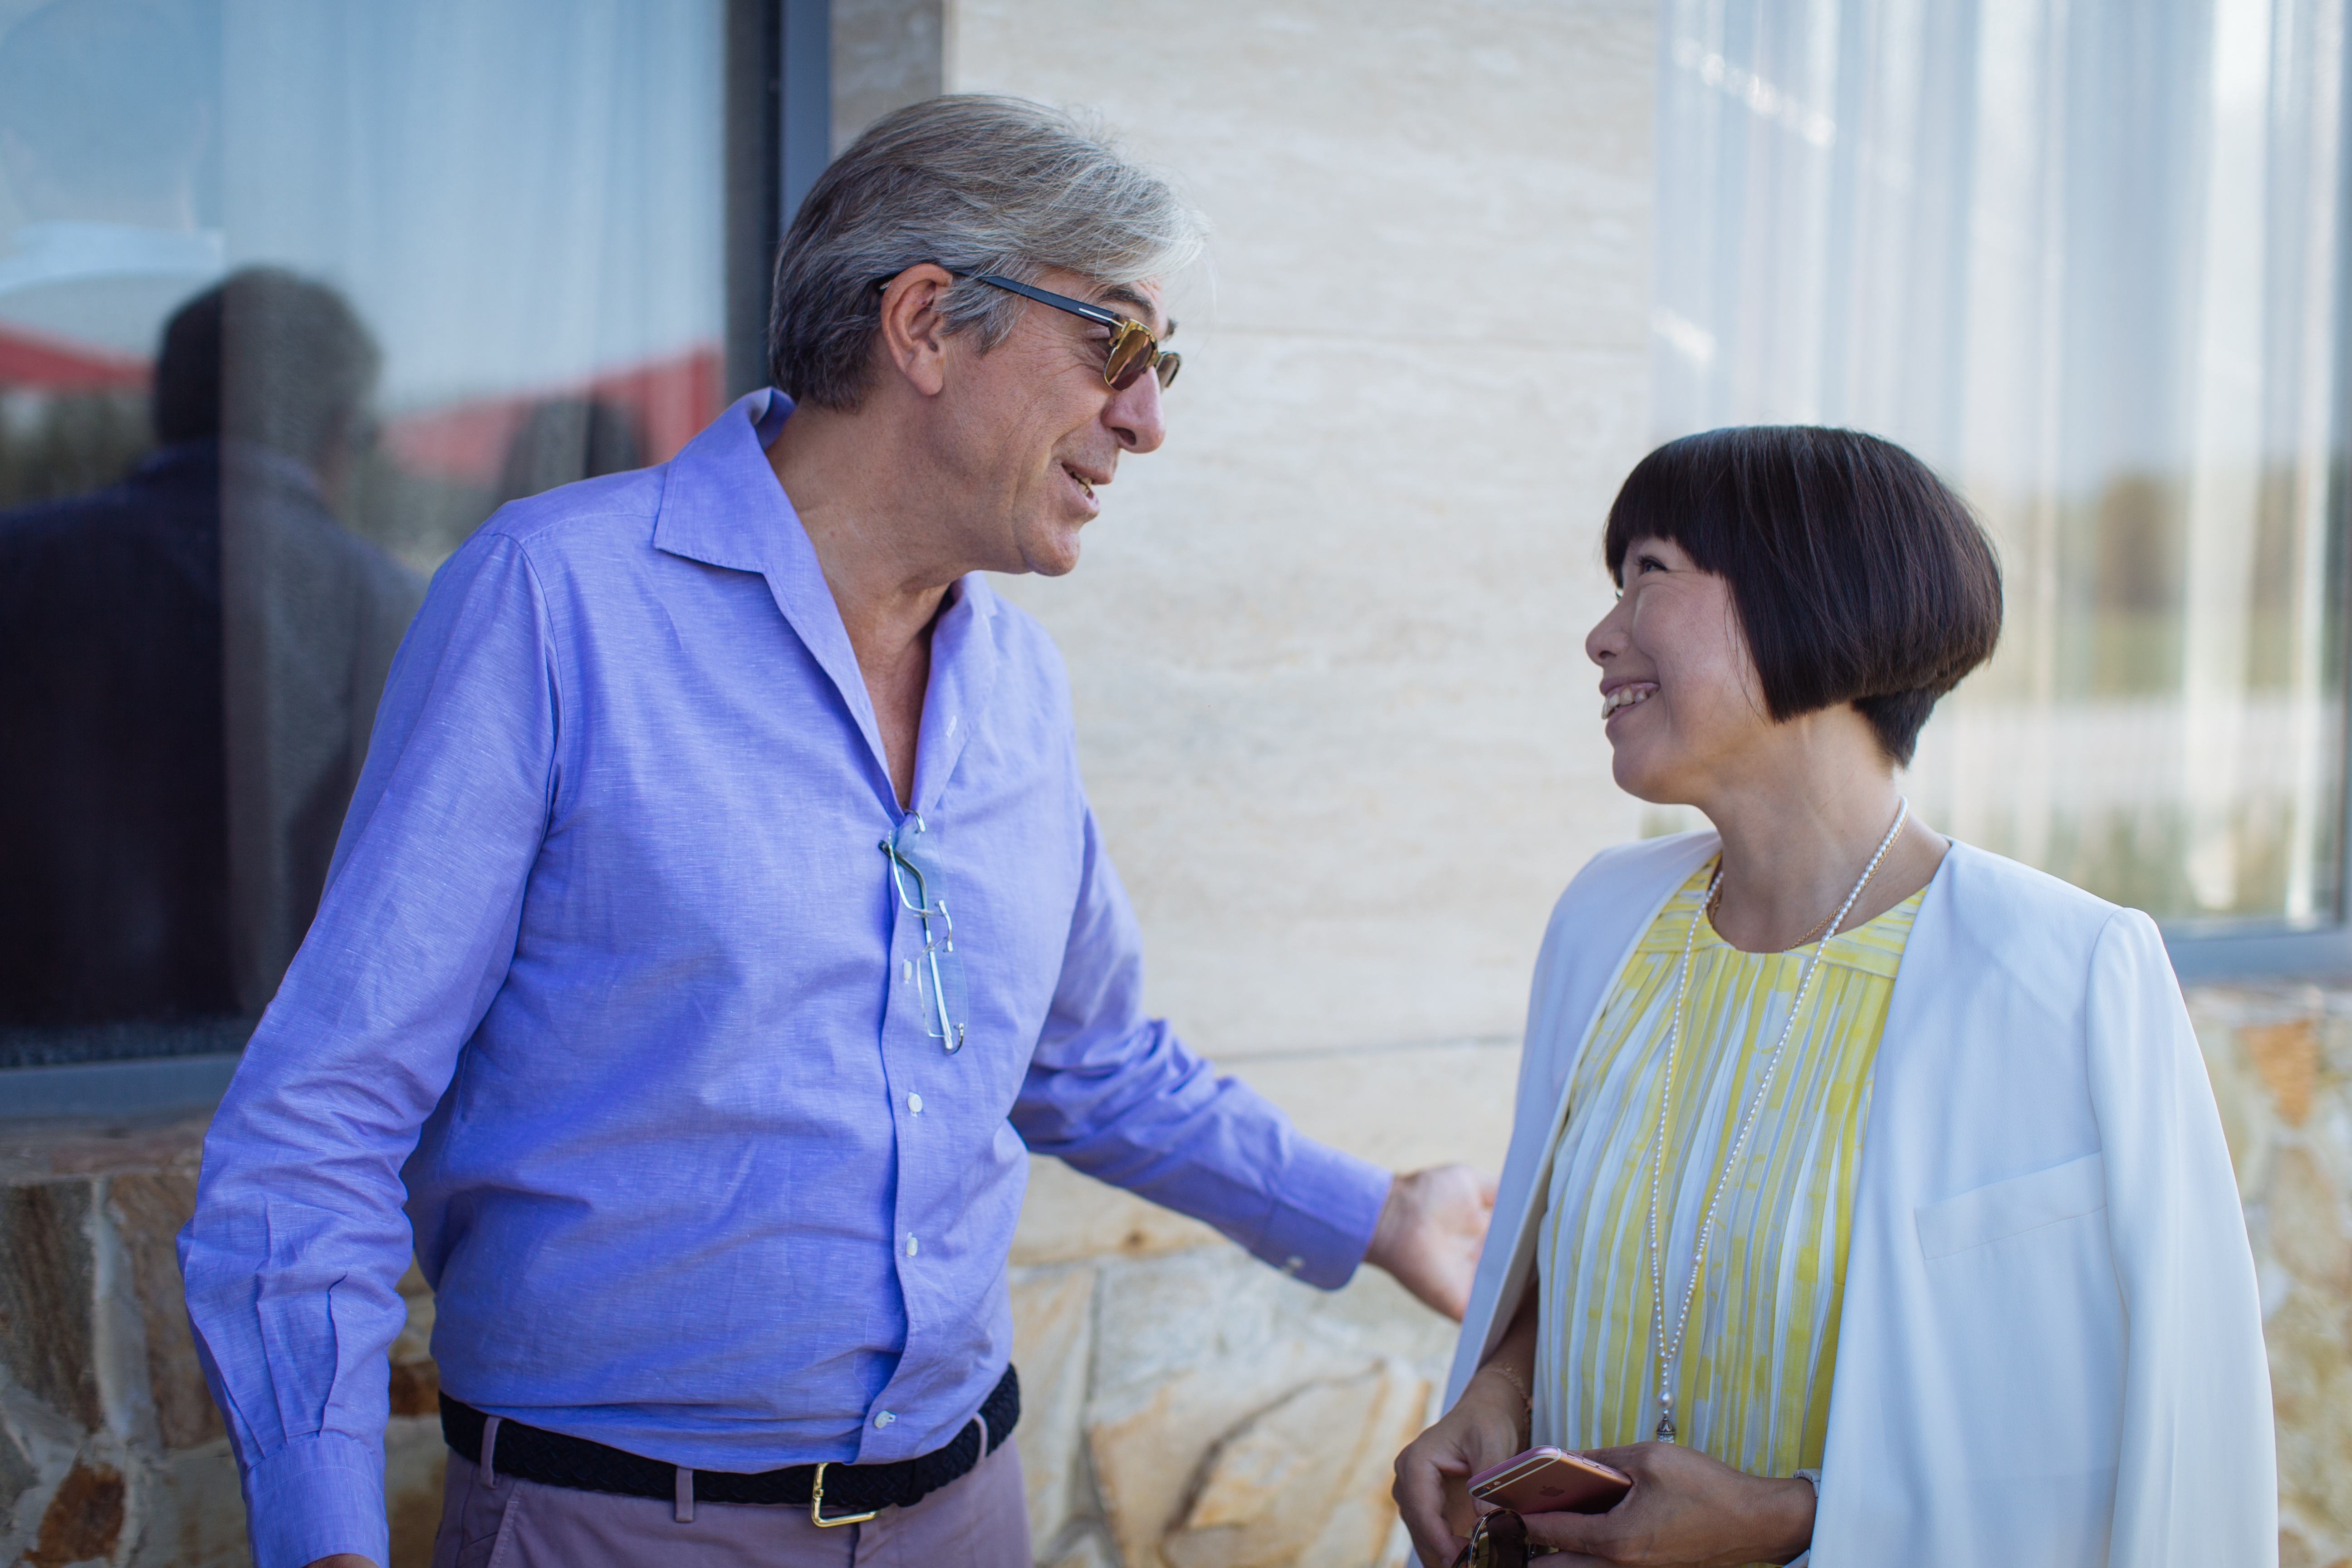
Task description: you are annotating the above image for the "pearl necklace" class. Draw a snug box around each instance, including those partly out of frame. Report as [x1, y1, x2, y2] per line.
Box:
[1645, 799, 1911, 1445]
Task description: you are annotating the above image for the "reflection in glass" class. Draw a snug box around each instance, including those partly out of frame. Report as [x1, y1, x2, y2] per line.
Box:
[0, 0, 725, 1058]
[1654, 0, 2348, 928]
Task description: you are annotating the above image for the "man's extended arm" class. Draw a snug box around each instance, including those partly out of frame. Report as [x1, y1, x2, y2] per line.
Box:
[1011, 807, 1491, 1310]
[180, 532, 558, 1568]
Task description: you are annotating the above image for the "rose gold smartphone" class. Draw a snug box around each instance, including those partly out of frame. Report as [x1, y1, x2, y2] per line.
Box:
[1467, 1446, 1633, 1515]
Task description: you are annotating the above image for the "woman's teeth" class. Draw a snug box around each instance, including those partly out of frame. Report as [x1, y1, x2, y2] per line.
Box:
[1602, 684, 1657, 719]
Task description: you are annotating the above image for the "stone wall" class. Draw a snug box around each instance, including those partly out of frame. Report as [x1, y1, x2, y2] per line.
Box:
[5, 997, 2351, 1566]
[0, 1116, 444, 1568]
[2191, 986, 2352, 1568]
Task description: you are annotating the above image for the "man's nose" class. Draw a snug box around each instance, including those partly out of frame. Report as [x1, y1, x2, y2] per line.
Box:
[1106, 372, 1166, 454]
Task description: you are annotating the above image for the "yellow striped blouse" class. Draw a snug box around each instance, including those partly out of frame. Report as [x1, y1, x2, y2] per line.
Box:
[1534, 862, 1921, 1503]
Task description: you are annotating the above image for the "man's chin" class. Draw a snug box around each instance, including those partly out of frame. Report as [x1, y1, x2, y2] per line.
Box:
[1015, 520, 1088, 578]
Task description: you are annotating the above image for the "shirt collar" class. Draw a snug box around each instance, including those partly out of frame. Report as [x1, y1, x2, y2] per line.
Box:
[652, 388, 1001, 818]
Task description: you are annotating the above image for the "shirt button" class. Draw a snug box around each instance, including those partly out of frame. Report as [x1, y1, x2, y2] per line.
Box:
[902, 959, 914, 984]
[907, 1092, 923, 1115]
[906, 1233, 919, 1256]
[874, 1411, 895, 1428]
[1284, 1255, 1305, 1274]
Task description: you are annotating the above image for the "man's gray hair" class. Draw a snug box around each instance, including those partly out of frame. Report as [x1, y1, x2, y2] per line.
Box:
[767, 95, 1208, 410]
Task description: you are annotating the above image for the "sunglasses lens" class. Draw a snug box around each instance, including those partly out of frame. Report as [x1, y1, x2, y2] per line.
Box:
[1104, 327, 1152, 390]
[1154, 352, 1180, 389]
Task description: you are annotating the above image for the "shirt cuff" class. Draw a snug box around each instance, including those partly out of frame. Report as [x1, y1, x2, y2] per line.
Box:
[242, 1429, 390, 1568]
[1253, 1139, 1392, 1289]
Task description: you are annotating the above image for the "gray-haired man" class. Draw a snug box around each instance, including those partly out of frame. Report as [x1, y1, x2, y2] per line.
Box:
[182, 96, 1494, 1568]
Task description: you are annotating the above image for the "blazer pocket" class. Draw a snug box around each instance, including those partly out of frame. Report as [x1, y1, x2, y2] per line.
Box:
[1916, 1152, 2106, 1261]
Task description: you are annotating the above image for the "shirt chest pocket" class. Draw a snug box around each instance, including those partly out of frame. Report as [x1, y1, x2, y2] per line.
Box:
[1915, 1152, 2107, 1261]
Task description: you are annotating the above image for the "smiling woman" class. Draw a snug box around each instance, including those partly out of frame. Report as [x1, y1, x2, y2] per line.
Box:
[1601, 426, 2002, 771]
[1394, 425, 2275, 1568]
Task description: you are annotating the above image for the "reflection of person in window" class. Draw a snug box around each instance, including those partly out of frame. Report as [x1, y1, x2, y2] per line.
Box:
[0, 0, 222, 358]
[0, 268, 421, 1028]
[1395, 428, 2273, 1567]
[495, 397, 642, 507]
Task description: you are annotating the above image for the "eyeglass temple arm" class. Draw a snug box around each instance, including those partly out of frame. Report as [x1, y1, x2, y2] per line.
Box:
[879, 265, 1139, 331]
[959, 271, 1130, 329]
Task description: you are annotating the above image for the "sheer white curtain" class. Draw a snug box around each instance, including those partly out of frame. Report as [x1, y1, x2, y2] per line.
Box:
[1654, 0, 2349, 927]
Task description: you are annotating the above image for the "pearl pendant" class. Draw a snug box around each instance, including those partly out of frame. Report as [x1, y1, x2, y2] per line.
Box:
[1655, 1396, 1677, 1444]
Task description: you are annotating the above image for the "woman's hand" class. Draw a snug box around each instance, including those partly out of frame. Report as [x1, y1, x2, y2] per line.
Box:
[1521, 1442, 1813, 1567]
[1392, 1366, 1529, 1567]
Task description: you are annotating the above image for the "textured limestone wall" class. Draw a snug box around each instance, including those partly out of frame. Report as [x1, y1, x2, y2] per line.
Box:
[947, 0, 1661, 1061]
[939, 3, 1658, 1558]
[2190, 985, 2352, 1568]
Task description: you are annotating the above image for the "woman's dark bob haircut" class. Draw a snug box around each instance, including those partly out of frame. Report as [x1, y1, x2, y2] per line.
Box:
[1603, 426, 2003, 767]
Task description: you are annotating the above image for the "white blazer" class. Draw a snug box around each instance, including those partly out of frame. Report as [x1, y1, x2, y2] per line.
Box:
[1443, 831, 2276, 1567]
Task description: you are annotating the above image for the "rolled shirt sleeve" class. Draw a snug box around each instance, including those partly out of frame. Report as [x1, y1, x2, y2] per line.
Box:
[1011, 807, 1392, 1288]
[179, 530, 559, 1568]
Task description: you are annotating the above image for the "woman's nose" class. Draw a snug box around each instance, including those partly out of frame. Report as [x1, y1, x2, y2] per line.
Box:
[1586, 597, 1627, 666]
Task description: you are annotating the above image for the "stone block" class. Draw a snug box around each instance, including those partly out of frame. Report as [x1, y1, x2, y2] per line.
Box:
[1162, 1358, 1428, 1568]
[1014, 1158, 1221, 1268]
[388, 1263, 440, 1419]
[1220, 1041, 1520, 1175]
[130, 1440, 248, 1568]
[2248, 1019, 2323, 1127]
[1010, 1263, 1097, 1549]
[24, 1454, 123, 1568]
[1083, 1249, 1453, 1568]
[0, 1420, 34, 1535]
[1040, 1523, 1120, 1568]
[387, 1413, 448, 1568]
[108, 1170, 221, 1450]
[0, 1178, 100, 1431]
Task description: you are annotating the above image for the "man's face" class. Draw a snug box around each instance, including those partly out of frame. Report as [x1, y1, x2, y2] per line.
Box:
[933, 266, 1171, 577]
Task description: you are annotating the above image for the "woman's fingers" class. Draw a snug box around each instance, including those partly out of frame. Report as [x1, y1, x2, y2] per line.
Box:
[1510, 1442, 1814, 1566]
[1392, 1431, 1471, 1564]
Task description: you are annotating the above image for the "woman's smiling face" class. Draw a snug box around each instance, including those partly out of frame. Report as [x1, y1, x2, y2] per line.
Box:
[1584, 534, 1774, 804]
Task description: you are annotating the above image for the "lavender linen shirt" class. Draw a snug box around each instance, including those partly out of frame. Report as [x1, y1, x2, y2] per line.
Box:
[179, 391, 1391, 1568]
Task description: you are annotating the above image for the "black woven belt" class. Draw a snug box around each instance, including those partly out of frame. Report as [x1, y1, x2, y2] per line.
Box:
[439, 1363, 1019, 1516]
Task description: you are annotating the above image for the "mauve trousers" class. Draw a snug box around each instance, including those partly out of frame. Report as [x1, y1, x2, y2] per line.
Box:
[428, 1434, 1031, 1568]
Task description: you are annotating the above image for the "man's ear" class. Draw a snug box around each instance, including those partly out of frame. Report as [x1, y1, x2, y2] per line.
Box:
[874, 264, 957, 398]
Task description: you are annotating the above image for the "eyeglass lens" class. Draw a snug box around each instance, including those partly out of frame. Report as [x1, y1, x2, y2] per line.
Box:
[1104, 325, 1179, 392]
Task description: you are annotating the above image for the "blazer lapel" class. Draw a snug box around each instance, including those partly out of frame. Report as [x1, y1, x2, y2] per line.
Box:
[1445, 829, 1723, 1404]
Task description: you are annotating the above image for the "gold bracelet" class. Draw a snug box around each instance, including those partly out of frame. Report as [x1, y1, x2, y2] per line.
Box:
[1479, 1360, 1533, 1412]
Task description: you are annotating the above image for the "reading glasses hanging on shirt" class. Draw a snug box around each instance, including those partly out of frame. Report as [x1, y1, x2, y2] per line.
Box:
[880, 814, 967, 1053]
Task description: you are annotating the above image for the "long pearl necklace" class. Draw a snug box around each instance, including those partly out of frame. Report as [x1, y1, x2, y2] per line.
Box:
[1645, 799, 1910, 1445]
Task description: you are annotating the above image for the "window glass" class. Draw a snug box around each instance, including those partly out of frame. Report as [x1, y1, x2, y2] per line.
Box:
[1653, 0, 2348, 930]
[0, 0, 725, 1058]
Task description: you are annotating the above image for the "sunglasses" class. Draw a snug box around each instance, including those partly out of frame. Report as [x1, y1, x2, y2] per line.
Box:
[878, 267, 1181, 391]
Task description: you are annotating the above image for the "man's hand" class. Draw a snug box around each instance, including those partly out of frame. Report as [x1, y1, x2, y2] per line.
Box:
[1364, 1163, 1496, 1320]
[1522, 1442, 1814, 1567]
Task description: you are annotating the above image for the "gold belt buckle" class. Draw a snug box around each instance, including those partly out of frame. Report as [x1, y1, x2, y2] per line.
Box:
[808, 1461, 880, 1528]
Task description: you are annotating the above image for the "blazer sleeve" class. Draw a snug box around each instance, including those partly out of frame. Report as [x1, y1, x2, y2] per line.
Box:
[2084, 907, 2277, 1566]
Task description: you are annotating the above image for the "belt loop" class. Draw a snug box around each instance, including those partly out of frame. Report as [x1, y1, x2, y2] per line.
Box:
[481, 1415, 503, 1491]
[674, 1466, 695, 1524]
